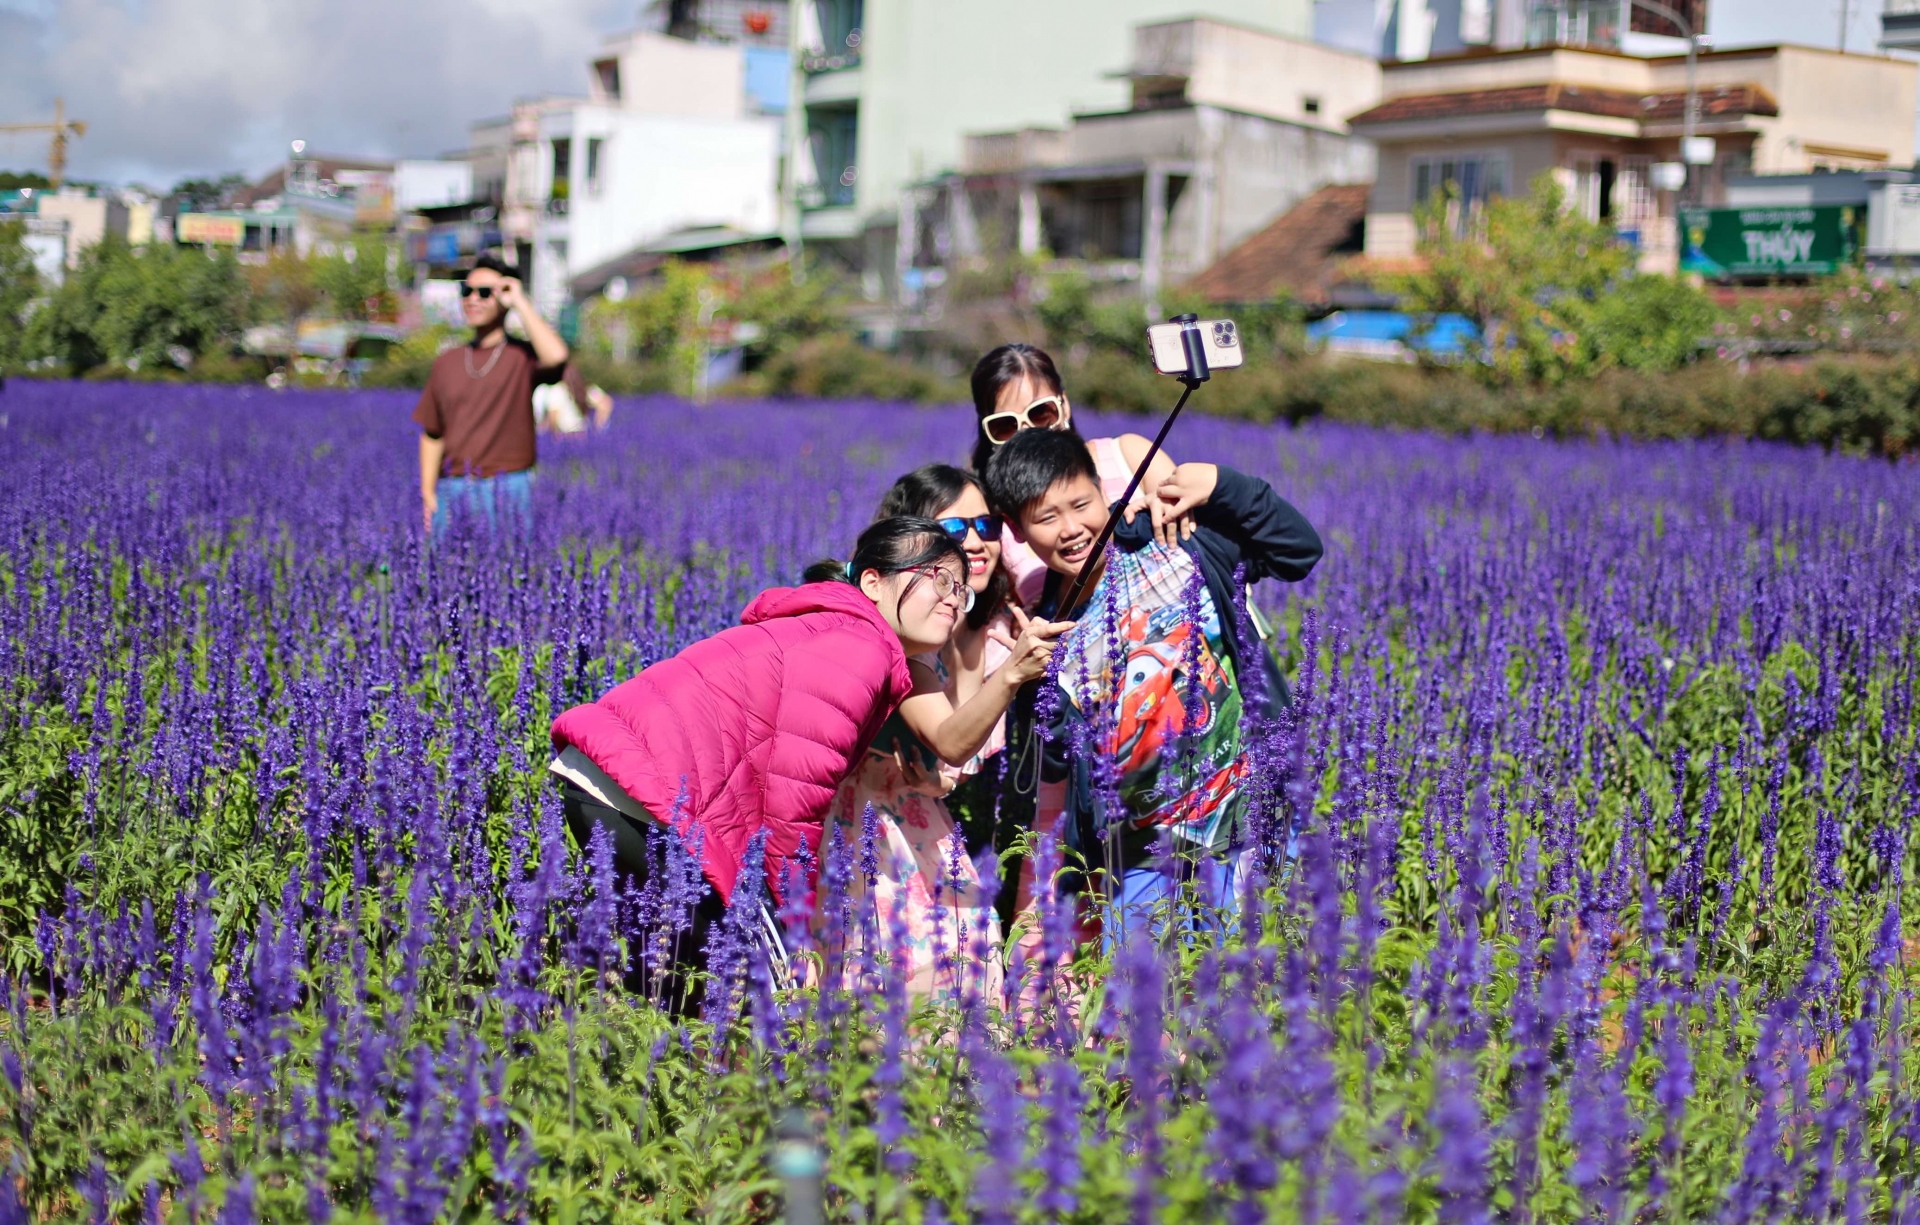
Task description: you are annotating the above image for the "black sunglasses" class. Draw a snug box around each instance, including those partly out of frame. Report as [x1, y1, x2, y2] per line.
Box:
[459, 284, 496, 299]
[937, 514, 1002, 542]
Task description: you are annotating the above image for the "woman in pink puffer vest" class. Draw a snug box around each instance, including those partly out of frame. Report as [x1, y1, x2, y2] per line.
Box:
[547, 514, 1064, 1003]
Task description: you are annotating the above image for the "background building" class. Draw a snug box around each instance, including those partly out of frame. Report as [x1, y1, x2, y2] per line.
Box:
[784, 0, 1317, 265]
[1316, 0, 1709, 61]
[899, 18, 1377, 314]
[1350, 42, 1918, 271]
[524, 29, 786, 320]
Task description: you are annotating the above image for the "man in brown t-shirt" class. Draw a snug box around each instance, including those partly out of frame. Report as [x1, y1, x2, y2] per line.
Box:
[413, 254, 569, 533]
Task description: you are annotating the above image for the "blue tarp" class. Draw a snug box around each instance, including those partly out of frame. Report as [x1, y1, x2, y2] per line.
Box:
[1306, 310, 1481, 360]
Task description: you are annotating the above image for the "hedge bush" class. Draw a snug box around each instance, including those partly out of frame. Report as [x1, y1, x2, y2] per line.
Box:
[1058, 354, 1920, 459]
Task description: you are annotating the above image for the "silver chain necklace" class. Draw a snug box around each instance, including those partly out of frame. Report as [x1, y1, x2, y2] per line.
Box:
[463, 341, 506, 379]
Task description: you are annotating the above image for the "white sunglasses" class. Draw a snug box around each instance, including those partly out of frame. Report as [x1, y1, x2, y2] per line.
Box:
[980, 394, 1071, 445]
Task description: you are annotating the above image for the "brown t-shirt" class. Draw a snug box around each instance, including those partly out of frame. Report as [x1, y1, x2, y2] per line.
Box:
[412, 340, 560, 478]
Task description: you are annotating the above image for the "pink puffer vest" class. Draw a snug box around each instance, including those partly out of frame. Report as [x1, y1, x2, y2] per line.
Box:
[550, 582, 915, 903]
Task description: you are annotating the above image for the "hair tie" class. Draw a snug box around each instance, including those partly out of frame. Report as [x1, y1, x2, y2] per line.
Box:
[844, 561, 855, 581]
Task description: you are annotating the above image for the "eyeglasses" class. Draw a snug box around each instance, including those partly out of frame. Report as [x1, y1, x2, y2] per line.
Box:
[459, 284, 497, 299]
[915, 566, 970, 607]
[980, 394, 1070, 445]
[937, 514, 1002, 542]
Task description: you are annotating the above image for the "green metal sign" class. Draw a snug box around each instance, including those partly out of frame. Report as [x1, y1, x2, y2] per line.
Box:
[1680, 205, 1859, 278]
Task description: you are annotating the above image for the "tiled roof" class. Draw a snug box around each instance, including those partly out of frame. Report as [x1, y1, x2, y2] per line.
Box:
[1185, 183, 1371, 305]
[1349, 81, 1777, 126]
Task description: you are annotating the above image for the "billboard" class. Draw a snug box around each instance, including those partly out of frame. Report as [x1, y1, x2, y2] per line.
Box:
[177, 213, 245, 246]
[1680, 205, 1859, 278]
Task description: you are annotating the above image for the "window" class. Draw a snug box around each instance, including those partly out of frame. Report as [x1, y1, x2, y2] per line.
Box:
[1614, 156, 1656, 227]
[1569, 156, 1632, 221]
[585, 138, 605, 196]
[549, 138, 571, 207]
[594, 59, 621, 101]
[808, 108, 858, 207]
[820, 0, 863, 49]
[1302, 95, 1322, 117]
[1411, 152, 1509, 208]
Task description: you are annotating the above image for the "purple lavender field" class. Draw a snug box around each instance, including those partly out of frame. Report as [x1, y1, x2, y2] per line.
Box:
[1, 379, 1917, 1222]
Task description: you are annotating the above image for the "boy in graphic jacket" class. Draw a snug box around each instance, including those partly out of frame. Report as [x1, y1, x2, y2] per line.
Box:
[984, 428, 1322, 939]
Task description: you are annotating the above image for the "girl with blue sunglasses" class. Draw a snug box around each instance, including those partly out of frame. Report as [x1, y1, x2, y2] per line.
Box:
[821, 464, 1065, 999]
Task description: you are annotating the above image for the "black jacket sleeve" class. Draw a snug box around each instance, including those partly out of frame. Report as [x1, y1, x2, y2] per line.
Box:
[1190, 465, 1323, 584]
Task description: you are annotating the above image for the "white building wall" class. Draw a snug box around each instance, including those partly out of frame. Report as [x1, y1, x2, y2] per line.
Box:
[1172, 19, 1382, 132]
[595, 31, 747, 118]
[394, 161, 475, 211]
[566, 108, 782, 275]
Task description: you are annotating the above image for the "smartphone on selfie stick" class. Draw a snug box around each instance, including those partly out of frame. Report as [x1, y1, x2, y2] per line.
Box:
[1056, 314, 1240, 613]
[1147, 317, 1245, 377]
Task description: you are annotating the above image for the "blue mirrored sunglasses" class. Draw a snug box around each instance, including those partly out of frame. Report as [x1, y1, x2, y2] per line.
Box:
[937, 514, 1003, 542]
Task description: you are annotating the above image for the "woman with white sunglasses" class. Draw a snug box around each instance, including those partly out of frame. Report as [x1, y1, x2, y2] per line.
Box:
[968, 343, 1185, 606]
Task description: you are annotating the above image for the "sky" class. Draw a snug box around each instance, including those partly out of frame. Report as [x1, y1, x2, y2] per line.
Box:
[0, 0, 633, 188]
[0, 0, 1901, 189]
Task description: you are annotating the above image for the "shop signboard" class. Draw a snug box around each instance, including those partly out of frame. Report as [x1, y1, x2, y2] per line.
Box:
[177, 213, 246, 246]
[1680, 205, 1859, 277]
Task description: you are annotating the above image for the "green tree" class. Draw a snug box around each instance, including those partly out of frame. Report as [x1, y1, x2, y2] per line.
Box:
[312, 237, 400, 321]
[1036, 269, 1151, 360]
[246, 250, 325, 372]
[727, 258, 848, 354]
[168, 174, 247, 212]
[1384, 172, 1633, 385]
[586, 260, 716, 396]
[26, 239, 247, 375]
[1573, 273, 1717, 373]
[95, 242, 248, 369]
[0, 221, 40, 374]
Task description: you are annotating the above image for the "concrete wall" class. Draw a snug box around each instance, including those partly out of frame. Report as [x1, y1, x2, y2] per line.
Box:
[1186, 107, 1376, 271]
[848, 0, 1312, 224]
[1365, 129, 1558, 255]
[1046, 100, 1372, 275]
[1160, 18, 1382, 131]
[1377, 47, 1655, 99]
[561, 106, 781, 274]
[394, 161, 475, 211]
[598, 32, 747, 119]
[35, 193, 127, 267]
[23, 219, 66, 285]
[1761, 47, 1914, 171]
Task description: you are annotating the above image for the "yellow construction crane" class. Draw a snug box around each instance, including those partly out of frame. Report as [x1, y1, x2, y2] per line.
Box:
[0, 98, 87, 190]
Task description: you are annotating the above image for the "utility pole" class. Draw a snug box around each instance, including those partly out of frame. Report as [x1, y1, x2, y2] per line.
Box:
[780, 1, 808, 284]
[1629, 0, 1702, 204]
[0, 98, 88, 190]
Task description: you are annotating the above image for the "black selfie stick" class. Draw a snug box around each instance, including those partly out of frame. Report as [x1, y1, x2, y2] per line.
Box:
[1055, 314, 1211, 617]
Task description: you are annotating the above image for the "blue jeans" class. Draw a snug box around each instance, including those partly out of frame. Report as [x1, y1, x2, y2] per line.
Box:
[432, 469, 534, 539]
[1102, 844, 1254, 955]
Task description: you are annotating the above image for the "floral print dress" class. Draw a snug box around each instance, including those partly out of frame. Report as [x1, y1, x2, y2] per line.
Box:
[825, 612, 1012, 1000]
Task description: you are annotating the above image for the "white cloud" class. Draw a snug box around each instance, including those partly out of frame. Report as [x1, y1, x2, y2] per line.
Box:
[0, 0, 630, 187]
